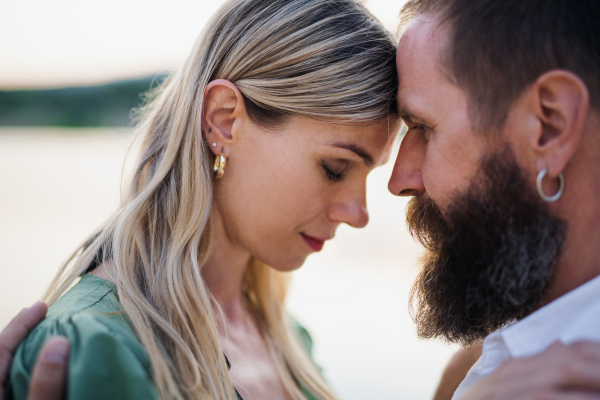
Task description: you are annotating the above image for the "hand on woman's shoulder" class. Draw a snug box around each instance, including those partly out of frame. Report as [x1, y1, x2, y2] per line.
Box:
[7, 275, 159, 400]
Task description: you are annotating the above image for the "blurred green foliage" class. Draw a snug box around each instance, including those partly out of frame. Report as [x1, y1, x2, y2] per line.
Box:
[0, 76, 164, 127]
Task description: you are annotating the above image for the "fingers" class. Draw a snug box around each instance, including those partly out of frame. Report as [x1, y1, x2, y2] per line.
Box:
[510, 341, 600, 393]
[555, 342, 600, 391]
[462, 341, 600, 400]
[548, 340, 565, 349]
[27, 336, 70, 400]
[0, 302, 48, 394]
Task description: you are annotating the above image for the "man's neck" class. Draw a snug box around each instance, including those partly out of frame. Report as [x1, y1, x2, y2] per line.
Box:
[541, 118, 600, 306]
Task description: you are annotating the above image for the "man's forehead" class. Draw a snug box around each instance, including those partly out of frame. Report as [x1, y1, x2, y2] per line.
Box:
[399, 15, 443, 58]
[396, 14, 450, 109]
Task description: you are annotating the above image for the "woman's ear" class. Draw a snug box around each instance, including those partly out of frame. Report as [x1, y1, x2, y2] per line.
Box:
[202, 79, 247, 157]
[528, 70, 589, 178]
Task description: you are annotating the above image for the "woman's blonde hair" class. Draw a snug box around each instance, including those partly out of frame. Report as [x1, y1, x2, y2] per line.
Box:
[45, 1, 397, 399]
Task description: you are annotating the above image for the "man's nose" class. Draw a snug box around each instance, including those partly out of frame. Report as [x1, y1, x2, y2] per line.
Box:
[328, 184, 369, 229]
[388, 131, 426, 196]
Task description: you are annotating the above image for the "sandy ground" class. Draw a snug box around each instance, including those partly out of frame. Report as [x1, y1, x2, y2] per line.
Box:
[0, 127, 457, 400]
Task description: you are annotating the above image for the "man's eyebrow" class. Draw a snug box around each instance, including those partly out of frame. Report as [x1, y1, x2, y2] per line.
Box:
[400, 113, 415, 122]
[330, 141, 374, 166]
[398, 106, 422, 123]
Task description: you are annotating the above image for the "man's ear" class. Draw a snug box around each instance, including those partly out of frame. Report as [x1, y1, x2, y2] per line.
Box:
[528, 70, 589, 178]
[202, 79, 247, 157]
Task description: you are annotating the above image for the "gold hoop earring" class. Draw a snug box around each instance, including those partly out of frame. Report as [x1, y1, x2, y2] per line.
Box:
[213, 151, 227, 179]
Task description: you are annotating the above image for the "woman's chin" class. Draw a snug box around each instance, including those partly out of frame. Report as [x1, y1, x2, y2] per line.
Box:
[259, 254, 309, 273]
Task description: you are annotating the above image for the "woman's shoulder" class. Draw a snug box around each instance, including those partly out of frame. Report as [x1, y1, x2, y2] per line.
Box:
[288, 317, 324, 400]
[18, 275, 145, 363]
[8, 275, 159, 400]
[288, 315, 314, 357]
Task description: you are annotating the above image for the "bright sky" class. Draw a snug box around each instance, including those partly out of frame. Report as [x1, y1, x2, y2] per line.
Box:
[1, 0, 407, 89]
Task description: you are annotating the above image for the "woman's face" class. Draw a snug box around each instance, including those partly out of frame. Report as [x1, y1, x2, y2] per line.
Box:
[213, 115, 399, 271]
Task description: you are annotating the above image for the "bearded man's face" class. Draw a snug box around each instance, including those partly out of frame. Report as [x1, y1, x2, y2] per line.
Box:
[406, 147, 566, 345]
[392, 14, 568, 345]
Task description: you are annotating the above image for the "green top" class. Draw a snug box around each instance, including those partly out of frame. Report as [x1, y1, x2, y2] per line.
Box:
[7, 275, 320, 400]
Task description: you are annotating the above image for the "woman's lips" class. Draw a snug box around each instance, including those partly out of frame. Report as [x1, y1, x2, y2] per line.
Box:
[301, 233, 325, 252]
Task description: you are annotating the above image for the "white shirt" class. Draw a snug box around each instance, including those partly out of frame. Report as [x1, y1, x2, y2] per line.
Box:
[453, 274, 600, 400]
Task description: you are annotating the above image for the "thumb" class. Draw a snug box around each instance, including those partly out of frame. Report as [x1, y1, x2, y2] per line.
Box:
[27, 336, 70, 400]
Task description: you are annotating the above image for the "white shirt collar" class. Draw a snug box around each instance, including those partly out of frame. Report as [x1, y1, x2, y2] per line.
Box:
[454, 274, 600, 400]
[500, 274, 600, 358]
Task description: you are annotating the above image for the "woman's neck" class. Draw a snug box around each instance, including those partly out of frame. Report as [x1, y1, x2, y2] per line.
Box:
[90, 209, 253, 328]
[202, 209, 253, 328]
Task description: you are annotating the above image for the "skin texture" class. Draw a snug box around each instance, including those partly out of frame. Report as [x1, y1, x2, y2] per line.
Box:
[0, 302, 69, 400]
[432, 343, 483, 400]
[390, 13, 600, 400]
[388, 18, 485, 206]
[203, 80, 395, 273]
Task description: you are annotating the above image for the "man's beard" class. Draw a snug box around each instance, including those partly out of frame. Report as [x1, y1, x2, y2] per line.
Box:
[407, 148, 566, 345]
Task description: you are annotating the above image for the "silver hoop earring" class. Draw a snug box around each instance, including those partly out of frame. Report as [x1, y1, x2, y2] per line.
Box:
[536, 168, 564, 202]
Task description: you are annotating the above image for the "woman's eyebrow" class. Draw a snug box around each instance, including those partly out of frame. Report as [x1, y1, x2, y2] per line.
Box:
[329, 141, 374, 166]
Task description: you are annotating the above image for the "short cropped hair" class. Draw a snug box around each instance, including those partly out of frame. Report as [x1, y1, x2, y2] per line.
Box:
[399, 0, 600, 130]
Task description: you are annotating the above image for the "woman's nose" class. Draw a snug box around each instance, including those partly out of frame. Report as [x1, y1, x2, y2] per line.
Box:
[388, 131, 426, 197]
[328, 186, 369, 229]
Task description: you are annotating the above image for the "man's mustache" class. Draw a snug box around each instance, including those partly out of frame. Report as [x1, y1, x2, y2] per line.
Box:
[406, 194, 448, 250]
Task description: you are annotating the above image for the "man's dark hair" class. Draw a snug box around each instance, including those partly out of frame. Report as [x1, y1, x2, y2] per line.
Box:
[399, 0, 600, 130]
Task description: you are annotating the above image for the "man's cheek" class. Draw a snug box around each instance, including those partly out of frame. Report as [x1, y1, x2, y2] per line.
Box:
[422, 152, 460, 208]
[429, 143, 482, 199]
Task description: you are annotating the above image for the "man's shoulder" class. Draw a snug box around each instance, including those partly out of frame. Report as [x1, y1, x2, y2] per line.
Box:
[542, 275, 600, 345]
[562, 298, 600, 343]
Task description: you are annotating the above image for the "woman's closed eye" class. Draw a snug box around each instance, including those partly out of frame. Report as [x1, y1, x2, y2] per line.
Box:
[321, 160, 346, 182]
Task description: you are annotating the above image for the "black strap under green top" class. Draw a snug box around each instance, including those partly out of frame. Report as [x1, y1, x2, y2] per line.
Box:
[7, 274, 321, 400]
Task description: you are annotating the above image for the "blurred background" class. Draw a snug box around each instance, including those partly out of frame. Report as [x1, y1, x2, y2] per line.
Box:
[0, 0, 458, 399]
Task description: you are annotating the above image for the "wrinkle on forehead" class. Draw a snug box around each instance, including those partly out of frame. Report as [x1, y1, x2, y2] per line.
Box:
[397, 14, 452, 89]
[396, 14, 454, 126]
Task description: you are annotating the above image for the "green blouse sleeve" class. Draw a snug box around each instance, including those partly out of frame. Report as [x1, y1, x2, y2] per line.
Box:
[289, 317, 324, 400]
[9, 312, 159, 400]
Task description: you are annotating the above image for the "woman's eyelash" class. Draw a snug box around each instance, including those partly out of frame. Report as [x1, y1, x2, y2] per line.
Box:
[321, 161, 343, 182]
